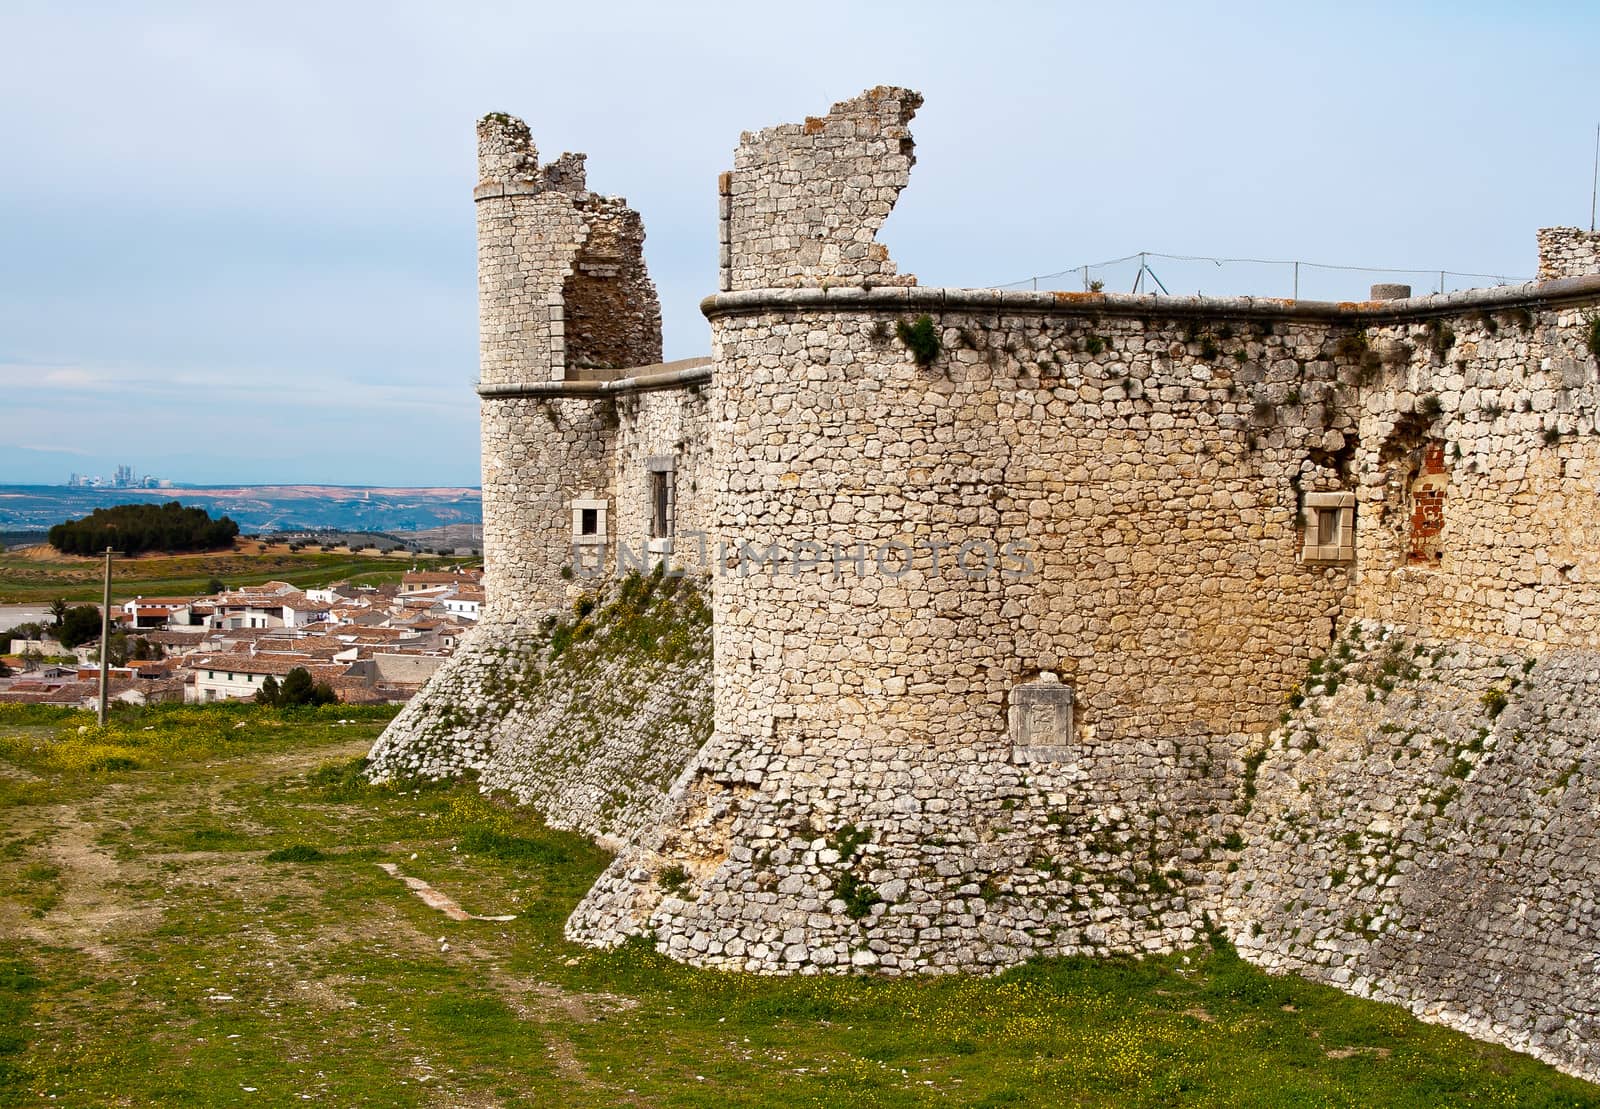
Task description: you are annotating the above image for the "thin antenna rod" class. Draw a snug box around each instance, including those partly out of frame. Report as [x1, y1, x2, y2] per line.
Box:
[1591, 121, 1598, 233]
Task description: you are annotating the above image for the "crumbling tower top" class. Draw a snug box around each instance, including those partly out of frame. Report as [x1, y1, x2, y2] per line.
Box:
[474, 113, 661, 386]
[718, 85, 922, 292]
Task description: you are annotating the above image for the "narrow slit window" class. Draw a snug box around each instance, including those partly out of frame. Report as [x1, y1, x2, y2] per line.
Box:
[580, 507, 599, 536]
[650, 471, 671, 538]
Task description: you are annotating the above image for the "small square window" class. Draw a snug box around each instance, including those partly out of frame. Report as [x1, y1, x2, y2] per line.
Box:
[570, 497, 608, 546]
[1302, 492, 1355, 563]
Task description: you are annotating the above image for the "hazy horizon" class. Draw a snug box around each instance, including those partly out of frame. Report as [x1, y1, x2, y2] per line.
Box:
[3, 0, 1597, 486]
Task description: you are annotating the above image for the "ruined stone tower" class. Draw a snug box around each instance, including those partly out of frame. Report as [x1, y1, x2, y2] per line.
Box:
[372, 89, 1600, 1081]
[474, 112, 670, 618]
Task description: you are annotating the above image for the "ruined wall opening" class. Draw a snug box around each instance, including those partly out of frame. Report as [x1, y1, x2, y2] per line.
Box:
[1378, 415, 1450, 567]
[563, 201, 663, 374]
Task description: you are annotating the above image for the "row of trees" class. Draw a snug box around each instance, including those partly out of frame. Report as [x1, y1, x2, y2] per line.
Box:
[49, 501, 239, 557]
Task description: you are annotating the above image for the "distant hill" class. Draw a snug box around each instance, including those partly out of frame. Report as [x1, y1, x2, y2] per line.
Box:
[0, 485, 482, 536]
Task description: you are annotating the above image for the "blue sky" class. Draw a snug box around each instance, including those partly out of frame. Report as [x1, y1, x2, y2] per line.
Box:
[1, 1, 1596, 486]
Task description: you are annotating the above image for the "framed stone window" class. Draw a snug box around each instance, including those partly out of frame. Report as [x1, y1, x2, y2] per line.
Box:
[570, 496, 608, 547]
[1302, 492, 1355, 563]
[646, 456, 675, 554]
[1009, 673, 1075, 763]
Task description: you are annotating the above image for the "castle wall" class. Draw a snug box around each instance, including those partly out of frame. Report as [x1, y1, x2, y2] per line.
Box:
[480, 395, 616, 620]
[368, 575, 712, 848]
[570, 282, 1600, 1044]
[611, 384, 714, 569]
[1223, 624, 1600, 1079]
[1349, 305, 1600, 648]
[572, 294, 1368, 970]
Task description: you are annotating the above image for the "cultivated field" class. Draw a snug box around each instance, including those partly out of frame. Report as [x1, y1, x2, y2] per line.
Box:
[0, 704, 1595, 1107]
[0, 544, 465, 605]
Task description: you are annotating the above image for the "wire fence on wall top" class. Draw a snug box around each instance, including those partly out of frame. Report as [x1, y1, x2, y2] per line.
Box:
[990, 251, 1529, 302]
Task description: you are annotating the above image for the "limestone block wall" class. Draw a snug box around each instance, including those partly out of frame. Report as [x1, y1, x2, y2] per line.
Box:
[719, 87, 921, 292]
[569, 293, 1372, 972]
[367, 621, 539, 781]
[1537, 227, 1600, 280]
[1223, 621, 1600, 1079]
[479, 382, 714, 612]
[569, 276, 1600, 986]
[610, 385, 714, 572]
[1348, 299, 1600, 648]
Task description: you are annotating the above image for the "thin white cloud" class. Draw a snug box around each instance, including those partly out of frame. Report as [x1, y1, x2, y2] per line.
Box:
[6, 442, 95, 456]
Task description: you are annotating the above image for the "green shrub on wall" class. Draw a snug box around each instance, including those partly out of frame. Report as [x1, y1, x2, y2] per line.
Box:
[895, 315, 941, 367]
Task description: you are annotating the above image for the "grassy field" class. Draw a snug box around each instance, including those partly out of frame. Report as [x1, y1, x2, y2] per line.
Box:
[0, 544, 468, 604]
[0, 704, 1596, 1107]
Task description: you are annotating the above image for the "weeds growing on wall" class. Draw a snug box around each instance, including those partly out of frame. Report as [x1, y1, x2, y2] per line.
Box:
[1334, 331, 1369, 361]
[1425, 319, 1456, 358]
[658, 865, 691, 897]
[1584, 311, 1600, 365]
[895, 315, 941, 367]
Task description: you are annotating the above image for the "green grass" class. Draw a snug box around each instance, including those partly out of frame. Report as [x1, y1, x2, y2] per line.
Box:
[0, 545, 467, 604]
[0, 706, 1595, 1107]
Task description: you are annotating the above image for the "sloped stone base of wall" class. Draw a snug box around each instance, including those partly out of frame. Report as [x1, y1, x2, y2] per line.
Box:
[367, 571, 712, 845]
[1223, 620, 1600, 1081]
[565, 722, 1242, 973]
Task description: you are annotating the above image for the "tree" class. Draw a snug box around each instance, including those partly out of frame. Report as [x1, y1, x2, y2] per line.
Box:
[58, 606, 103, 650]
[206, 577, 227, 595]
[48, 598, 68, 628]
[278, 668, 312, 704]
[106, 632, 129, 667]
[48, 501, 239, 557]
[256, 674, 281, 706]
[277, 667, 336, 707]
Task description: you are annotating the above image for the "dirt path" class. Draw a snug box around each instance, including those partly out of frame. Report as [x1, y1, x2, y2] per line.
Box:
[4, 738, 374, 958]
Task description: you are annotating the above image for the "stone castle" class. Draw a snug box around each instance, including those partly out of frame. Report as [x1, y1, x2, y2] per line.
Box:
[369, 88, 1600, 1079]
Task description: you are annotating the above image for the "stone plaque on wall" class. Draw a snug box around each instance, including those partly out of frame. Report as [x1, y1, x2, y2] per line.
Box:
[1009, 673, 1075, 763]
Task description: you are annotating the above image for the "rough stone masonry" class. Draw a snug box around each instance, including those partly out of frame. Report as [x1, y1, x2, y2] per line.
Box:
[368, 87, 1600, 1081]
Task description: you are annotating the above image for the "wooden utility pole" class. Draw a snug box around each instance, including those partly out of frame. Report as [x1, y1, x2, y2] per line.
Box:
[97, 546, 112, 726]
